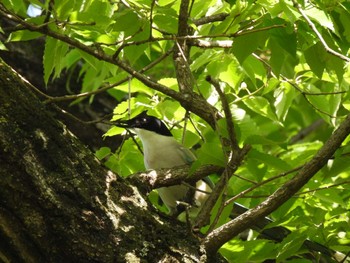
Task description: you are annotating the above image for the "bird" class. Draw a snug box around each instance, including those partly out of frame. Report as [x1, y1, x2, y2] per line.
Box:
[114, 111, 347, 262]
[115, 110, 212, 217]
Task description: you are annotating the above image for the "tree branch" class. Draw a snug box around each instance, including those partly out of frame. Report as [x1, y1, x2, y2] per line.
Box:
[173, 0, 193, 93]
[127, 164, 224, 192]
[191, 39, 233, 48]
[0, 3, 219, 129]
[45, 48, 174, 103]
[193, 13, 230, 26]
[203, 112, 350, 253]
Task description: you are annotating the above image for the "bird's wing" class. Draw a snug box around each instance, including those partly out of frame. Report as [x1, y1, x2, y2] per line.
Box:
[177, 146, 197, 164]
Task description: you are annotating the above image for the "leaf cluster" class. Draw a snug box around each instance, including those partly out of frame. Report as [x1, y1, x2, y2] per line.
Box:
[1, 0, 350, 261]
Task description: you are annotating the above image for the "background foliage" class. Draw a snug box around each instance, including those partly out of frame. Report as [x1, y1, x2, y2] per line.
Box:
[1, 0, 350, 261]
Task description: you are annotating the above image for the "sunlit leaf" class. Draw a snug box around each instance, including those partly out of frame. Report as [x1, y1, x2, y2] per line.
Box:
[243, 96, 278, 122]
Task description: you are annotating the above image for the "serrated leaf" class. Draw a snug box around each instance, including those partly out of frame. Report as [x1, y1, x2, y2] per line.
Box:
[112, 98, 137, 118]
[43, 37, 56, 85]
[43, 36, 69, 85]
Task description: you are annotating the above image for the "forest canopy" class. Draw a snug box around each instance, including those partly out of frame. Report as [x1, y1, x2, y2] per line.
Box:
[1, 0, 350, 262]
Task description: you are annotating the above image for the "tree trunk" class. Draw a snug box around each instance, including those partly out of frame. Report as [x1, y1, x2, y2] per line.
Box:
[0, 59, 221, 262]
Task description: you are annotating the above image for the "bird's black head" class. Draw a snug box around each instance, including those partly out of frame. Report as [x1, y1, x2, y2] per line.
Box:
[115, 111, 172, 137]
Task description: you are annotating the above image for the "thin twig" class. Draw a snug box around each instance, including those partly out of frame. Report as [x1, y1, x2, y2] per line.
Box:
[149, 0, 156, 39]
[43, 0, 54, 24]
[203, 112, 350, 253]
[295, 180, 350, 196]
[188, 116, 205, 142]
[52, 104, 113, 125]
[252, 53, 344, 118]
[44, 48, 173, 103]
[205, 76, 239, 152]
[224, 165, 303, 206]
[293, 0, 350, 63]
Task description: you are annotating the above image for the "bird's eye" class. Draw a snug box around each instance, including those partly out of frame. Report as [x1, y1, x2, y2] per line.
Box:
[142, 118, 147, 123]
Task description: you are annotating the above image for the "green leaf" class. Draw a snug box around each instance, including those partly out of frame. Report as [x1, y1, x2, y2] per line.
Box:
[274, 82, 296, 121]
[314, 189, 345, 206]
[153, 13, 178, 34]
[304, 42, 326, 78]
[232, 30, 268, 63]
[191, 49, 219, 71]
[210, 56, 241, 90]
[243, 96, 278, 122]
[305, 6, 334, 31]
[104, 126, 125, 137]
[268, 27, 298, 78]
[8, 30, 43, 41]
[157, 0, 176, 6]
[2, 0, 27, 15]
[279, 0, 299, 23]
[111, 98, 137, 119]
[276, 228, 308, 262]
[241, 55, 267, 86]
[113, 9, 141, 36]
[245, 134, 286, 148]
[43, 37, 56, 84]
[95, 147, 112, 160]
[248, 148, 292, 172]
[106, 138, 144, 176]
[196, 142, 226, 167]
[158, 78, 178, 90]
[221, 239, 277, 263]
[0, 41, 8, 51]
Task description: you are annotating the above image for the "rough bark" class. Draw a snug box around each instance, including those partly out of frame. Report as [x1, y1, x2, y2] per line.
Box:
[0, 59, 223, 262]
